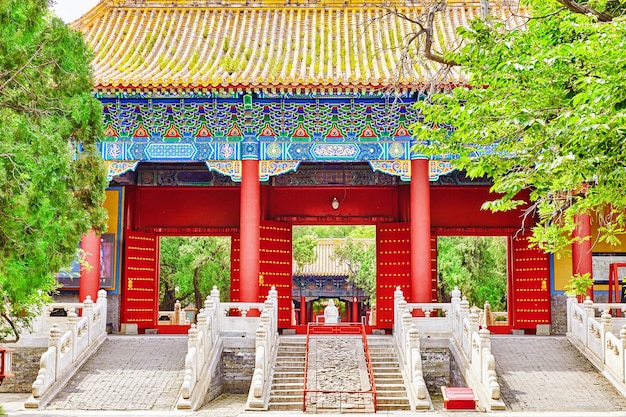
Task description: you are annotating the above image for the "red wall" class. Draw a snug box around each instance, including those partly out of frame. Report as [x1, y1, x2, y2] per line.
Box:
[126, 184, 531, 231]
[430, 186, 530, 231]
[266, 186, 399, 223]
[129, 186, 240, 230]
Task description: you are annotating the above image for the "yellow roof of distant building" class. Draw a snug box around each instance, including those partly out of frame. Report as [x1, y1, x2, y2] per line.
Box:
[75, 0, 526, 92]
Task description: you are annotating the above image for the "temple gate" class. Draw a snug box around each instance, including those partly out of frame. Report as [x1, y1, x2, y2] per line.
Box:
[67, 0, 555, 334]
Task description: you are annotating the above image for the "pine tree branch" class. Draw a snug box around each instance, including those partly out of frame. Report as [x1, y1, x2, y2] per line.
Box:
[0, 43, 46, 94]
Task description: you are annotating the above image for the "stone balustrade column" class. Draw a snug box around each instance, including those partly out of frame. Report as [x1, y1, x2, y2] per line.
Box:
[583, 297, 595, 334]
[82, 296, 94, 343]
[469, 307, 480, 337]
[49, 324, 61, 378]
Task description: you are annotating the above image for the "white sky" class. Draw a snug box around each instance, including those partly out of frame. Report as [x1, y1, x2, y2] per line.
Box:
[51, 0, 100, 22]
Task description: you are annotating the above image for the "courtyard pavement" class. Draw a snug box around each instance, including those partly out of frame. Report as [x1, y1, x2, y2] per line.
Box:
[3, 335, 626, 417]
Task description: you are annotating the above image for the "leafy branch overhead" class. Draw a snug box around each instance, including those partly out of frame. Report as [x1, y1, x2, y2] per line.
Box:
[393, 0, 626, 253]
[0, 0, 108, 342]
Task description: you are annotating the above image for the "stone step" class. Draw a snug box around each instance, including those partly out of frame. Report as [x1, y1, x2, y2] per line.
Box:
[375, 388, 409, 397]
[273, 372, 304, 381]
[271, 389, 305, 397]
[268, 401, 304, 411]
[269, 394, 305, 403]
[272, 382, 306, 390]
[275, 358, 305, 363]
[374, 378, 404, 384]
[376, 402, 411, 411]
[274, 357, 304, 361]
[269, 397, 302, 411]
[371, 364, 401, 369]
[278, 346, 306, 356]
[373, 371, 403, 376]
[376, 396, 411, 405]
[274, 366, 305, 372]
[369, 355, 397, 359]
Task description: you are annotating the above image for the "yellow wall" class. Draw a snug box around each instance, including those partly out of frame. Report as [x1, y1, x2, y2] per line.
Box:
[102, 188, 124, 292]
[553, 224, 626, 292]
[104, 189, 121, 234]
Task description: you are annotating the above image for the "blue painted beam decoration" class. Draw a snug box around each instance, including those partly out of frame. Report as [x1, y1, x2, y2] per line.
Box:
[98, 97, 423, 163]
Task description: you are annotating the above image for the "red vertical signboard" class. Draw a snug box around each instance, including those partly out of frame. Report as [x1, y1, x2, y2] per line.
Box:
[510, 235, 551, 330]
[259, 220, 292, 328]
[122, 231, 158, 331]
[376, 223, 411, 328]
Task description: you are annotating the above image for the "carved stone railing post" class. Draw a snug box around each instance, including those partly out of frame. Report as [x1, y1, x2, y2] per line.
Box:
[82, 296, 94, 343]
[394, 286, 405, 336]
[49, 324, 61, 379]
[66, 309, 78, 361]
[407, 326, 427, 400]
[451, 286, 462, 338]
[469, 307, 480, 335]
[583, 297, 595, 347]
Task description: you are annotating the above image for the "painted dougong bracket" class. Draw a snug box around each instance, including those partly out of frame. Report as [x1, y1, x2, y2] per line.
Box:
[205, 160, 301, 182]
[105, 161, 140, 182]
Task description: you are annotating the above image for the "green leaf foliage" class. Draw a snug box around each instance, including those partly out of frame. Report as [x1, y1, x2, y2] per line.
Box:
[438, 236, 507, 311]
[159, 236, 231, 312]
[414, 0, 626, 253]
[331, 237, 376, 303]
[293, 233, 318, 275]
[0, 0, 107, 341]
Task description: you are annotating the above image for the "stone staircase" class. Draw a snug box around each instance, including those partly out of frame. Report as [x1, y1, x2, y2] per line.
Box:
[367, 336, 411, 411]
[268, 336, 306, 411]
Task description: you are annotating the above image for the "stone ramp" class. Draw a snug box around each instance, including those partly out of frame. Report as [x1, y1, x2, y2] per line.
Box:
[491, 335, 626, 413]
[46, 335, 187, 411]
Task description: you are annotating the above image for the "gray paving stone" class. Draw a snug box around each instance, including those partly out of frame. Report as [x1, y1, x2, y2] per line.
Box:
[46, 335, 187, 411]
[491, 335, 626, 413]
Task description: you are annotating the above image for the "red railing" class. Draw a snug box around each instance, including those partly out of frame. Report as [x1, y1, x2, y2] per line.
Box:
[302, 322, 377, 413]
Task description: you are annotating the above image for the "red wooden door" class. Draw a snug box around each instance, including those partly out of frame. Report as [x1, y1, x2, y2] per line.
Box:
[121, 231, 159, 331]
[376, 223, 411, 328]
[230, 234, 241, 301]
[259, 220, 292, 328]
[510, 235, 551, 329]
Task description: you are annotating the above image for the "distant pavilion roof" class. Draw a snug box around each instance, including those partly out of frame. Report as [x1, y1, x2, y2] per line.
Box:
[293, 238, 374, 277]
[75, 0, 526, 93]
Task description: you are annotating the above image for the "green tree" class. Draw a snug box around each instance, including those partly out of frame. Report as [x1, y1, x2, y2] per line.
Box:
[331, 237, 377, 303]
[159, 236, 231, 312]
[438, 236, 507, 310]
[0, 1, 107, 342]
[293, 232, 318, 275]
[412, 0, 626, 253]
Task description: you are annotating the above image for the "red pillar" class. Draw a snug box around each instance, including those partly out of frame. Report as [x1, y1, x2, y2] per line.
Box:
[239, 159, 260, 303]
[572, 213, 593, 299]
[410, 158, 432, 303]
[351, 297, 359, 323]
[300, 295, 307, 325]
[79, 231, 101, 303]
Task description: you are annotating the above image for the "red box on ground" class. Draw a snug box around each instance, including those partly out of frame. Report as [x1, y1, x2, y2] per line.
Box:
[442, 386, 476, 410]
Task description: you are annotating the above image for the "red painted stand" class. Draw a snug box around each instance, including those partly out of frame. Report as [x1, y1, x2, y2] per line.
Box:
[442, 387, 476, 410]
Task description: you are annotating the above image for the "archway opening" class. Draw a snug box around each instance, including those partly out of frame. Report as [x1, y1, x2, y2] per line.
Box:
[292, 225, 375, 326]
[158, 236, 231, 326]
[437, 235, 509, 326]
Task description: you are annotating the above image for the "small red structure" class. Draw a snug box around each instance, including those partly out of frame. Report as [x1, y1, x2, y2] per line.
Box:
[0, 345, 14, 386]
[608, 263, 626, 304]
[442, 386, 476, 410]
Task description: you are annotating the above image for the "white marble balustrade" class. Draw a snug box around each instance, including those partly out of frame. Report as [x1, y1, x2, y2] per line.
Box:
[567, 296, 626, 395]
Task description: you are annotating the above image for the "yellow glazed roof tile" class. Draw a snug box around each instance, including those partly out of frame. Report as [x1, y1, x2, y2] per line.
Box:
[75, 0, 526, 91]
